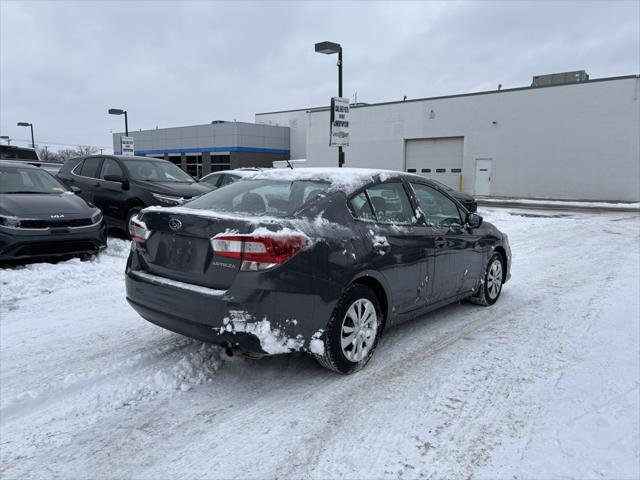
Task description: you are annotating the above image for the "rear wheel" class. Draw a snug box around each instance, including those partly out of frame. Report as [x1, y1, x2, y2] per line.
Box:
[469, 252, 504, 306]
[125, 207, 142, 239]
[315, 285, 383, 374]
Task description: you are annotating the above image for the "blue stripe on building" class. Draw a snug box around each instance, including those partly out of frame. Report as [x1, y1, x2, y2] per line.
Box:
[113, 146, 290, 156]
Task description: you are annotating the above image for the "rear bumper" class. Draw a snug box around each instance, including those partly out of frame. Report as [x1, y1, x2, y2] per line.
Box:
[125, 267, 331, 354]
[0, 222, 107, 261]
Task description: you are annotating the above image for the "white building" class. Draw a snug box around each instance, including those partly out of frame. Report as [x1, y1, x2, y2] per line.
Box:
[256, 74, 640, 202]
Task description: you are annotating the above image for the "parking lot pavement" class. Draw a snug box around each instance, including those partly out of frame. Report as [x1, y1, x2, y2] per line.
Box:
[1, 208, 638, 479]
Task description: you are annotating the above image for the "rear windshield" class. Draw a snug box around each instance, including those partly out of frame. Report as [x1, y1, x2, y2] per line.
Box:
[185, 179, 329, 217]
[0, 146, 39, 161]
[121, 158, 195, 183]
[0, 165, 67, 194]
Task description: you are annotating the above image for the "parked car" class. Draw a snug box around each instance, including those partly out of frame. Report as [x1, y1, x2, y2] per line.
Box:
[198, 168, 262, 189]
[125, 168, 511, 374]
[0, 145, 63, 175]
[428, 179, 478, 212]
[57, 155, 212, 235]
[0, 160, 106, 262]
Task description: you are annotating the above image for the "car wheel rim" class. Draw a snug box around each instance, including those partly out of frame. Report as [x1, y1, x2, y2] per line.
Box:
[486, 258, 503, 300]
[340, 298, 378, 363]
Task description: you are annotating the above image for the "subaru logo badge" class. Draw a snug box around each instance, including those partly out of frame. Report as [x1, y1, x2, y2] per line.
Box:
[168, 218, 183, 231]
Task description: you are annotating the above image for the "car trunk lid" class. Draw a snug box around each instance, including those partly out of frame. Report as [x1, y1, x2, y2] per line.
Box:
[139, 209, 254, 290]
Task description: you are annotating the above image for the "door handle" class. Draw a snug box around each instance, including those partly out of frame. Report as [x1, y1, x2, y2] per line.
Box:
[435, 237, 446, 248]
[373, 243, 391, 253]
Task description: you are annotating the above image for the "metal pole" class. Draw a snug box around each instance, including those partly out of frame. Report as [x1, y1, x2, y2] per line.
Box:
[29, 124, 34, 148]
[338, 47, 344, 168]
[124, 111, 129, 136]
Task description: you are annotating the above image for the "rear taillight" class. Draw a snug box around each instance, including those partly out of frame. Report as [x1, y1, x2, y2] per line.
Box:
[211, 233, 307, 271]
[130, 217, 151, 244]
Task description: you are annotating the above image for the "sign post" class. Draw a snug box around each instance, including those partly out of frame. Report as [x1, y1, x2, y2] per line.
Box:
[120, 136, 135, 156]
[330, 97, 350, 150]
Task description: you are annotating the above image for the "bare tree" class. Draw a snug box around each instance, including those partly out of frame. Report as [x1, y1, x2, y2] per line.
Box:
[55, 145, 99, 163]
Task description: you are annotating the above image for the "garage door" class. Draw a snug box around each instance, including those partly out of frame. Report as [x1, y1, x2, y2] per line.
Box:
[405, 137, 463, 190]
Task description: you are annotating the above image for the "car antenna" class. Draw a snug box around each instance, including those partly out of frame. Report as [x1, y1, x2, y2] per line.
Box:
[285, 159, 294, 169]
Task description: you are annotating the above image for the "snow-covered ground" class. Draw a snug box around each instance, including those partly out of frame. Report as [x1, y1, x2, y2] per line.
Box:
[1, 208, 639, 479]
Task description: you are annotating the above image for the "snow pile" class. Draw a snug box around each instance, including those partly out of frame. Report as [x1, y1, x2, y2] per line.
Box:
[0, 238, 130, 311]
[309, 330, 325, 355]
[480, 197, 640, 210]
[219, 310, 304, 354]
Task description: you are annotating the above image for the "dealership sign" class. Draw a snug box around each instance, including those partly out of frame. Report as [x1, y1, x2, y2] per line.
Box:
[330, 97, 350, 147]
[121, 136, 135, 156]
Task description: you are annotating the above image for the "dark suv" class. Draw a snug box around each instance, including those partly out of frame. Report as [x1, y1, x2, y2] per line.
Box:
[57, 155, 212, 234]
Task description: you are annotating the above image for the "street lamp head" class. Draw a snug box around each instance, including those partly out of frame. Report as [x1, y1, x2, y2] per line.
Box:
[108, 108, 125, 115]
[315, 41, 341, 55]
[17, 122, 31, 127]
[0, 136, 9, 139]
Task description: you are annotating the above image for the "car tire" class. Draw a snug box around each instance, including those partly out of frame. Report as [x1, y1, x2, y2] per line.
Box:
[314, 284, 383, 374]
[469, 252, 505, 306]
[125, 207, 142, 239]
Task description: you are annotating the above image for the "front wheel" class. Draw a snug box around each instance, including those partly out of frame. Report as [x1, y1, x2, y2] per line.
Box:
[314, 285, 383, 374]
[469, 252, 505, 306]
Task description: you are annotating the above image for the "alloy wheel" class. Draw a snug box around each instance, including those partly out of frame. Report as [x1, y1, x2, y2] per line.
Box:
[486, 258, 503, 300]
[340, 298, 378, 363]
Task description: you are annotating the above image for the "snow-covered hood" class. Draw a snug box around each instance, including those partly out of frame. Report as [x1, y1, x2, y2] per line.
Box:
[131, 180, 211, 198]
[0, 193, 94, 218]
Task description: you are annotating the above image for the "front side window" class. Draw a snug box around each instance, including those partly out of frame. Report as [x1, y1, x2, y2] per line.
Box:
[365, 182, 415, 224]
[121, 158, 195, 183]
[186, 179, 329, 217]
[79, 157, 102, 178]
[0, 165, 67, 194]
[411, 183, 462, 227]
[100, 158, 124, 180]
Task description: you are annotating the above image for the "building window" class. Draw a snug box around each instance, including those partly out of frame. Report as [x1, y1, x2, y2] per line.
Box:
[436, 168, 446, 173]
[421, 168, 431, 173]
[407, 168, 417, 173]
[451, 168, 462, 173]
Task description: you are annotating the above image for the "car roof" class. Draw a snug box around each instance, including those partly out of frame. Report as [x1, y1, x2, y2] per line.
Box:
[110, 155, 169, 162]
[0, 159, 39, 169]
[0, 145, 37, 152]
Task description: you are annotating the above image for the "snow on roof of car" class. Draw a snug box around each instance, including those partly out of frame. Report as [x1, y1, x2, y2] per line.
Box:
[244, 167, 403, 192]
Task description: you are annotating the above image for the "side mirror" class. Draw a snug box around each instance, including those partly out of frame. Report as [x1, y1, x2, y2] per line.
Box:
[104, 174, 124, 183]
[467, 212, 483, 228]
[104, 174, 130, 190]
[70, 186, 82, 195]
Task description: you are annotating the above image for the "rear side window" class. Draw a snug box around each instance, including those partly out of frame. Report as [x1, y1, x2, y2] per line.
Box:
[78, 157, 102, 178]
[349, 192, 375, 220]
[411, 183, 462, 227]
[364, 183, 415, 224]
[100, 158, 124, 179]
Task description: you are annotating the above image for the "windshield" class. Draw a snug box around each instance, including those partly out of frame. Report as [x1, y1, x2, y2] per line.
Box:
[186, 179, 329, 217]
[121, 158, 195, 183]
[0, 145, 39, 161]
[0, 164, 68, 194]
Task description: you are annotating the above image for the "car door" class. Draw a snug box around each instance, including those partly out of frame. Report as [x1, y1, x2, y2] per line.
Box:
[409, 182, 482, 302]
[69, 156, 103, 203]
[94, 157, 129, 226]
[350, 182, 431, 315]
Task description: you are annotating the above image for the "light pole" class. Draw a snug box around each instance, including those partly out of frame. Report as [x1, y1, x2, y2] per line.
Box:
[17, 122, 34, 148]
[315, 41, 344, 168]
[108, 108, 128, 136]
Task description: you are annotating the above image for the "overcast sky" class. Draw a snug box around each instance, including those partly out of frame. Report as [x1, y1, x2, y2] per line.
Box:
[1, 0, 638, 152]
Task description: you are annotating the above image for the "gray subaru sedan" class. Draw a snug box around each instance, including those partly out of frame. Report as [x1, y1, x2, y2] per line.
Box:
[125, 168, 511, 374]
